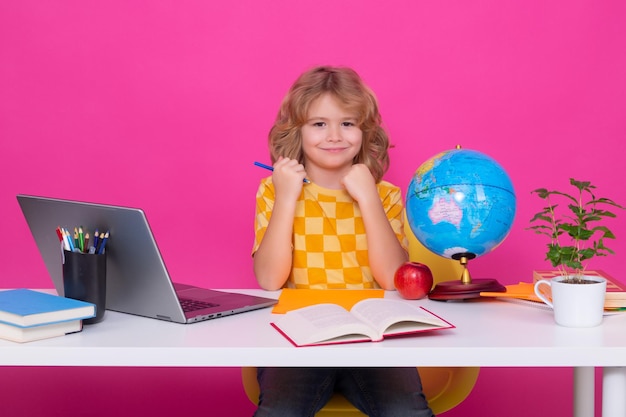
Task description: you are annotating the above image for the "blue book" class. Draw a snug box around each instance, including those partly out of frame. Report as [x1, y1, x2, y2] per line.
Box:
[0, 289, 96, 327]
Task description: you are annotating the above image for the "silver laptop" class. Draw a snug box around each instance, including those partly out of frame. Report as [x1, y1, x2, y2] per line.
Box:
[17, 194, 277, 324]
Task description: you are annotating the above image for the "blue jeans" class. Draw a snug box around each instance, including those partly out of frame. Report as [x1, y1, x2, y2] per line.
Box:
[253, 367, 434, 417]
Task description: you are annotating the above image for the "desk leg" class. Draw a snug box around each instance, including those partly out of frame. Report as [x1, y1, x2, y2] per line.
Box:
[573, 367, 594, 417]
[602, 367, 626, 417]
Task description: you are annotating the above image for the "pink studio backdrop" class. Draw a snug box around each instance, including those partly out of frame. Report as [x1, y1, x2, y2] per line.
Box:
[1, 2, 624, 416]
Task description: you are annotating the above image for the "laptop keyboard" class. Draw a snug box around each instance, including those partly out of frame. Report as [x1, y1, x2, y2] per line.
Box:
[179, 298, 219, 312]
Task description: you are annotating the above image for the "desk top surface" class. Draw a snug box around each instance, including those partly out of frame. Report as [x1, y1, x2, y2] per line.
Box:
[3, 289, 626, 367]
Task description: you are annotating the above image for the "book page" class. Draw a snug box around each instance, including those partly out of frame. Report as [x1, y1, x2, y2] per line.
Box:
[350, 299, 450, 337]
[272, 303, 380, 346]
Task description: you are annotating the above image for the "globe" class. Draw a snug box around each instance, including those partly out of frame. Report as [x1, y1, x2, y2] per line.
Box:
[406, 147, 516, 262]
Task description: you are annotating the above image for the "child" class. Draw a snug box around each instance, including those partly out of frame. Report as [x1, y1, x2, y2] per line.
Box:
[252, 66, 434, 417]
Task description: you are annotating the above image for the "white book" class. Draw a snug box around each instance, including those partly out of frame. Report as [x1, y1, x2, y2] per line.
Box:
[0, 319, 83, 343]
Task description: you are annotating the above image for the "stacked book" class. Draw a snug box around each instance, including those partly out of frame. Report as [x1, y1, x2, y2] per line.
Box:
[0, 289, 96, 343]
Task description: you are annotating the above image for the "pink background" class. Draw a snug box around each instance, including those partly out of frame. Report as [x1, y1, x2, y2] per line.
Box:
[1, 1, 624, 415]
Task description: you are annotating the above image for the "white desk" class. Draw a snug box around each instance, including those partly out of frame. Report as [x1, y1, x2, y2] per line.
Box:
[2, 290, 626, 415]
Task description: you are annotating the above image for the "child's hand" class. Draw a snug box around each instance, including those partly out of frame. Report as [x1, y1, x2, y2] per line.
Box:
[342, 164, 377, 203]
[272, 157, 307, 201]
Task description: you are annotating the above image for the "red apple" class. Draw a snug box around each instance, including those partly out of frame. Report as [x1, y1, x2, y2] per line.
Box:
[394, 262, 434, 300]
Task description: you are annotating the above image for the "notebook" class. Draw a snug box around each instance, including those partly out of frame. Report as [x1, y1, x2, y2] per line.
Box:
[16, 195, 277, 324]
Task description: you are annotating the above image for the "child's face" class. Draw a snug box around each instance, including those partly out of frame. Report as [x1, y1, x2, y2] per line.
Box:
[301, 93, 362, 174]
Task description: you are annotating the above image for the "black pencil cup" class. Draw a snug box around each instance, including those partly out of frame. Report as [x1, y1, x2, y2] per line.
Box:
[62, 250, 107, 324]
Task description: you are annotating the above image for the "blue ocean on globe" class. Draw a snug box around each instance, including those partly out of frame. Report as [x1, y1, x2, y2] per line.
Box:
[406, 148, 516, 259]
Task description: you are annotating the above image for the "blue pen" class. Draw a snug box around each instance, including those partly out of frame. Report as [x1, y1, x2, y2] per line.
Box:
[254, 161, 310, 184]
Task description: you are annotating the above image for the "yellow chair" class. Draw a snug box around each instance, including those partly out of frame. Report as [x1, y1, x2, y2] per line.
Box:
[242, 220, 480, 416]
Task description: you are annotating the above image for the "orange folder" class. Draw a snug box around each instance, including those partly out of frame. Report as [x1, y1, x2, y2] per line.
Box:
[480, 282, 543, 302]
[272, 288, 385, 314]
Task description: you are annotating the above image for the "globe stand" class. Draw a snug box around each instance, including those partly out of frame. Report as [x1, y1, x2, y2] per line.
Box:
[428, 253, 506, 301]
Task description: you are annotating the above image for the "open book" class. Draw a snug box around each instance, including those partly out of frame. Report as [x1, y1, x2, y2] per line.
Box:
[271, 298, 454, 347]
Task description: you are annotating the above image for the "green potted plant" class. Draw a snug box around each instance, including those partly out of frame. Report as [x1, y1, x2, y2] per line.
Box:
[528, 178, 624, 282]
[528, 178, 624, 327]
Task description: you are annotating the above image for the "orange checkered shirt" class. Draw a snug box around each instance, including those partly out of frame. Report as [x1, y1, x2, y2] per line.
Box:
[252, 178, 408, 289]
